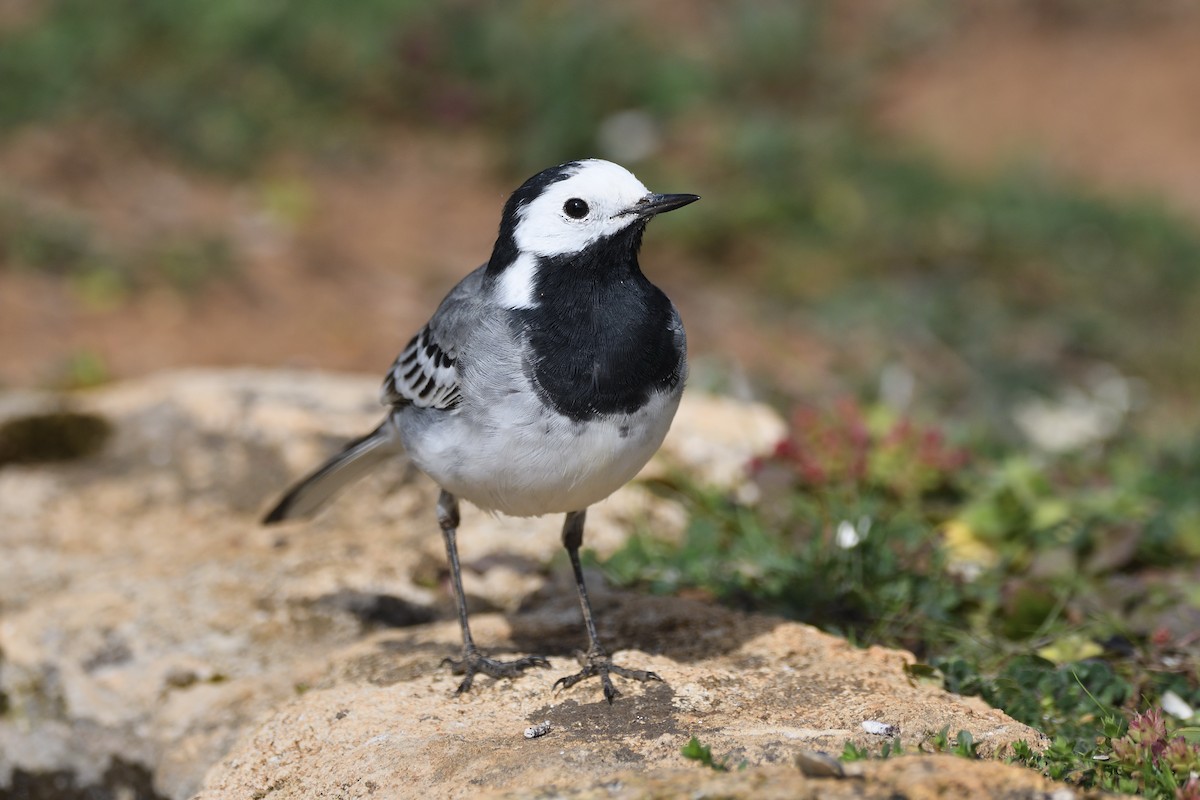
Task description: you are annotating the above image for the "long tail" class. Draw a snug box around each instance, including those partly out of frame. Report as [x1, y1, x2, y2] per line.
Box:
[263, 419, 404, 524]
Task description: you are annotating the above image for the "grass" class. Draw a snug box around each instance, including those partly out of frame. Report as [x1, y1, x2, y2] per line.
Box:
[674, 127, 1200, 416]
[681, 736, 740, 772]
[610, 399, 1200, 797]
[6, 1, 1200, 405]
[839, 726, 976, 762]
[0, 0, 420, 171]
[836, 710, 1200, 797]
[0, 1, 838, 173]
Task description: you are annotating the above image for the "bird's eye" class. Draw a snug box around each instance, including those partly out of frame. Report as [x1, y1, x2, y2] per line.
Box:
[563, 198, 589, 219]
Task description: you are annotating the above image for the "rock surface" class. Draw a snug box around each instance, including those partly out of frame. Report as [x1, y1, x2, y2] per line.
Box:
[0, 370, 1081, 799]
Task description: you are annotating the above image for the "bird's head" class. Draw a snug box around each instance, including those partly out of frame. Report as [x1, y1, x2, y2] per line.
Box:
[505, 159, 698, 259]
[487, 159, 698, 308]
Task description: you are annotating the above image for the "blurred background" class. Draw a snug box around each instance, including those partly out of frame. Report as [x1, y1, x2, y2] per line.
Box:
[3, 1, 1200, 788]
[2, 0, 1198, 435]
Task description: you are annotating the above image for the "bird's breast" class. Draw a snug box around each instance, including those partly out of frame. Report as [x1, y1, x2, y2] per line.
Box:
[516, 283, 685, 422]
[397, 381, 683, 517]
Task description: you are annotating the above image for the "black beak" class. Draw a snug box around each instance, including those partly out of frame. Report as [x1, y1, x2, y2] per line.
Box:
[628, 193, 700, 220]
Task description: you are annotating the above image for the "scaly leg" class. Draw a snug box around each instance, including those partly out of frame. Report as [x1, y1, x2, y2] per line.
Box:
[552, 508, 662, 703]
[436, 490, 548, 692]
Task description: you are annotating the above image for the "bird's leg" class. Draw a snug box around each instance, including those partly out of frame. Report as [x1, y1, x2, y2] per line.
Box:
[436, 490, 548, 692]
[552, 509, 662, 703]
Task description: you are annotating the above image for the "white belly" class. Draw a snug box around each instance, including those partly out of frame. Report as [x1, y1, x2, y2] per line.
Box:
[397, 388, 681, 517]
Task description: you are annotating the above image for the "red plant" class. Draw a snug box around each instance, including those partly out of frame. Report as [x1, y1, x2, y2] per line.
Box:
[752, 398, 969, 499]
[1110, 708, 1200, 792]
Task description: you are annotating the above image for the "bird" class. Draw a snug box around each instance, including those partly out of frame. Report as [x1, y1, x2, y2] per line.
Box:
[263, 158, 698, 703]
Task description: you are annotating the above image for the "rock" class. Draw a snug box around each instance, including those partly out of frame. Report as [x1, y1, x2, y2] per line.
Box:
[195, 597, 1062, 799]
[0, 370, 1062, 799]
[475, 757, 1095, 799]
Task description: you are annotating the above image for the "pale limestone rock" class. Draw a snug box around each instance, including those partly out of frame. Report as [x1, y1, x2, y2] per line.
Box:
[0, 370, 1061, 800]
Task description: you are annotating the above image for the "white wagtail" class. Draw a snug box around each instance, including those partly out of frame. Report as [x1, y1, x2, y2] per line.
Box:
[264, 159, 698, 703]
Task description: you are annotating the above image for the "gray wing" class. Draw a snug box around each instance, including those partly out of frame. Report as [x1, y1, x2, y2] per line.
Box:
[381, 265, 489, 410]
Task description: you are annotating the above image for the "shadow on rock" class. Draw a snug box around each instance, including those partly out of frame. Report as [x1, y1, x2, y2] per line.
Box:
[507, 587, 782, 665]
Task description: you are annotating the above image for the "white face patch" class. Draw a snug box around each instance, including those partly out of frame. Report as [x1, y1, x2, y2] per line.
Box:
[494, 251, 539, 310]
[512, 160, 652, 260]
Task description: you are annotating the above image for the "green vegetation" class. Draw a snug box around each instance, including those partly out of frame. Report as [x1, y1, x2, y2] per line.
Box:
[681, 736, 738, 773]
[691, 137, 1200, 408]
[609, 400, 1200, 797]
[0, 1, 833, 173]
[839, 727, 974, 762]
[1010, 708, 1200, 797]
[4, 1, 1200, 403]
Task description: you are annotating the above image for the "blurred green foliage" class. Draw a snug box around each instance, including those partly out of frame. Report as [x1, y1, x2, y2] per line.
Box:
[680, 736, 737, 773]
[1, 0, 425, 170]
[694, 136, 1200, 406]
[3, 0, 1199, 404]
[0, 1, 680, 170]
[606, 401, 1200, 794]
[0, 1, 834, 172]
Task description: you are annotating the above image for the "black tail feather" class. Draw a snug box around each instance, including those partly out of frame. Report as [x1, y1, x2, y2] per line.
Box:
[262, 421, 401, 524]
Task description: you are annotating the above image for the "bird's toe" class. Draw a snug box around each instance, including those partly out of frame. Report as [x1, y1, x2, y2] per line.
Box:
[443, 649, 550, 693]
[552, 649, 662, 704]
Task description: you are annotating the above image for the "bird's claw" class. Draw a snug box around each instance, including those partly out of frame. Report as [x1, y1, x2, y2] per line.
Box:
[552, 649, 662, 703]
[442, 649, 550, 694]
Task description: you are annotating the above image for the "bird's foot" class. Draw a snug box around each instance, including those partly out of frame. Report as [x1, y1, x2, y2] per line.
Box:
[441, 647, 550, 694]
[552, 647, 662, 704]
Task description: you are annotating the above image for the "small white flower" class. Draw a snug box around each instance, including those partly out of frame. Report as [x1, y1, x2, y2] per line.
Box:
[836, 519, 862, 549]
[836, 516, 872, 549]
[879, 362, 915, 411]
[948, 560, 984, 583]
[1162, 689, 1195, 721]
[1012, 364, 1133, 453]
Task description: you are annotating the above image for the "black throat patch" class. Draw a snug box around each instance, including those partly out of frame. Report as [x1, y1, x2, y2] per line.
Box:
[513, 224, 685, 421]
